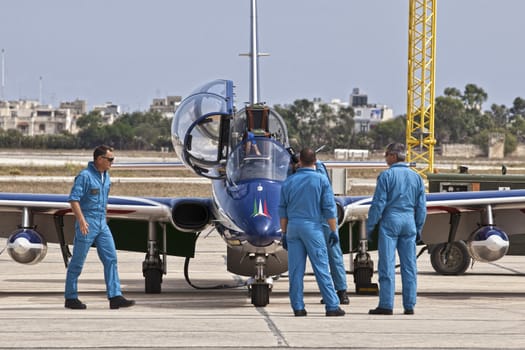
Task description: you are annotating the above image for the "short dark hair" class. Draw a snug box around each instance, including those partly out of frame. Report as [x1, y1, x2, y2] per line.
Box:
[385, 142, 406, 161]
[93, 145, 114, 161]
[299, 147, 316, 166]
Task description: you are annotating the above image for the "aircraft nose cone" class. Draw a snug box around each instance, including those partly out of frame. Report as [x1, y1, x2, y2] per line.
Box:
[245, 216, 276, 247]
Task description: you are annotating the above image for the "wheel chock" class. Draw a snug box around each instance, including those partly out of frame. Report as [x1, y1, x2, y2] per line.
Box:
[356, 283, 379, 295]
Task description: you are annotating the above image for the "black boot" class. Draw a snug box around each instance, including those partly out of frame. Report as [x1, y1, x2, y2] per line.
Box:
[65, 298, 87, 310]
[109, 295, 135, 309]
[320, 290, 349, 305]
[326, 307, 345, 316]
[368, 307, 393, 315]
[337, 290, 349, 305]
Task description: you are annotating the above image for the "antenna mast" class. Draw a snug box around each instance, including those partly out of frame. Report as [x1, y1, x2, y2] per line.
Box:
[1, 49, 5, 101]
[39, 76, 43, 105]
[241, 0, 268, 105]
[249, 0, 260, 104]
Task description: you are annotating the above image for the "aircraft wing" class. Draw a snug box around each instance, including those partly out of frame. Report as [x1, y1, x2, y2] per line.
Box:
[111, 161, 185, 170]
[337, 189, 525, 251]
[324, 161, 387, 169]
[0, 192, 212, 256]
[339, 189, 525, 219]
[337, 188, 525, 283]
[0, 193, 173, 222]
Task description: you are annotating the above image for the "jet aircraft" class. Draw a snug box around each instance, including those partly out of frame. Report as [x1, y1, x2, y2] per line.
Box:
[1, 0, 524, 306]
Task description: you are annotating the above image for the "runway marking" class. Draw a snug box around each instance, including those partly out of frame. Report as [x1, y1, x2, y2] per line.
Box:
[488, 261, 525, 275]
[257, 307, 289, 347]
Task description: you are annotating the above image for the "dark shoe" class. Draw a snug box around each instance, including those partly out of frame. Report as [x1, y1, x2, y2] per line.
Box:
[368, 307, 393, 315]
[326, 307, 345, 317]
[404, 309, 414, 315]
[321, 290, 350, 305]
[65, 298, 87, 310]
[337, 290, 349, 305]
[109, 295, 135, 309]
[294, 309, 307, 317]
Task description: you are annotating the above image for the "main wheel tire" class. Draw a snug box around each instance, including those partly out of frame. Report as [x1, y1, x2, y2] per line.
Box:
[430, 241, 471, 275]
[145, 269, 162, 294]
[353, 267, 373, 293]
[251, 284, 270, 307]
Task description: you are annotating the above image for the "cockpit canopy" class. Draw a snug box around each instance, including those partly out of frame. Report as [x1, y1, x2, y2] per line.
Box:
[171, 79, 233, 179]
[171, 79, 291, 180]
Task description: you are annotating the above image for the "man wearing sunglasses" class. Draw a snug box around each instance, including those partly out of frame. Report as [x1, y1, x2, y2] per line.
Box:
[64, 145, 135, 310]
[366, 142, 426, 316]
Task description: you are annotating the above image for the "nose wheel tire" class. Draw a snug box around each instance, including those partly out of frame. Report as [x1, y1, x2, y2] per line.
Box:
[250, 284, 270, 307]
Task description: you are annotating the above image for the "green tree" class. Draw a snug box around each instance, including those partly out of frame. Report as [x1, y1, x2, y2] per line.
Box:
[274, 99, 354, 151]
[368, 116, 406, 149]
[462, 83, 488, 111]
[75, 111, 104, 129]
[443, 87, 462, 98]
[476, 111, 496, 132]
[471, 129, 517, 156]
[333, 106, 355, 148]
[510, 97, 525, 122]
[486, 104, 509, 129]
[504, 132, 518, 155]
[434, 95, 466, 143]
[74, 111, 172, 151]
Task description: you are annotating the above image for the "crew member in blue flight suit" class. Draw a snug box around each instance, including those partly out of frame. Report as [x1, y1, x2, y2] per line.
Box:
[366, 142, 426, 315]
[64, 145, 135, 310]
[315, 160, 349, 305]
[245, 131, 262, 156]
[279, 148, 345, 317]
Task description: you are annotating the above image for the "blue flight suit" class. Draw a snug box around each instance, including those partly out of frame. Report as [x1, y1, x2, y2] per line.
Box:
[315, 161, 347, 292]
[65, 161, 122, 299]
[366, 162, 426, 311]
[279, 167, 340, 312]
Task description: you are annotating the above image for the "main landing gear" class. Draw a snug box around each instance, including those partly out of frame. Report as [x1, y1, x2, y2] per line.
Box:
[352, 221, 379, 295]
[142, 222, 166, 294]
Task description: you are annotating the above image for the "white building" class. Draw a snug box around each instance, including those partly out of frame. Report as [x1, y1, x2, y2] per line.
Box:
[0, 99, 79, 135]
[149, 95, 181, 118]
[350, 88, 394, 134]
[91, 102, 120, 125]
[314, 89, 394, 134]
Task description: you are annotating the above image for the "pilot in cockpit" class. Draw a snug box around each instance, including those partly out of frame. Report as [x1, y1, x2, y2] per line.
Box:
[244, 131, 262, 156]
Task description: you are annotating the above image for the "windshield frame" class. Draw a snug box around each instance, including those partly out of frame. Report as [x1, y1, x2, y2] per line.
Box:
[226, 138, 292, 183]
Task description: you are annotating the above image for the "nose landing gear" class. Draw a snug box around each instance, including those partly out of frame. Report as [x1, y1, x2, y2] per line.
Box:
[248, 254, 272, 307]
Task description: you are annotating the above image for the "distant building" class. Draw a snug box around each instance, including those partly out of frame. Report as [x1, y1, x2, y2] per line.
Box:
[149, 95, 181, 118]
[0, 99, 79, 135]
[313, 88, 394, 134]
[310, 98, 350, 128]
[0, 95, 178, 136]
[351, 88, 369, 107]
[91, 102, 120, 125]
[350, 88, 394, 133]
[59, 99, 87, 116]
[325, 98, 350, 112]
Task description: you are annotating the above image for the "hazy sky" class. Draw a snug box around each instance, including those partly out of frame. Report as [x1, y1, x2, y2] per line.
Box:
[1, 0, 524, 116]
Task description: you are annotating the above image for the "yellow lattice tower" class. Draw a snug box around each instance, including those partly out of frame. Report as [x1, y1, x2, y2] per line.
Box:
[406, 0, 437, 178]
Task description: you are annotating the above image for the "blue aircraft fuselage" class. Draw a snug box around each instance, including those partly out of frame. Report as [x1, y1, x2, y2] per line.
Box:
[212, 178, 282, 247]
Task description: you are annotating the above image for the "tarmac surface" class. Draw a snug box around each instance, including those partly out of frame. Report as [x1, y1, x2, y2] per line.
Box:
[0, 234, 524, 350]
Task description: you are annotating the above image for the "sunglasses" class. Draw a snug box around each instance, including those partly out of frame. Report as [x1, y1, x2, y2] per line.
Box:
[101, 156, 115, 162]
